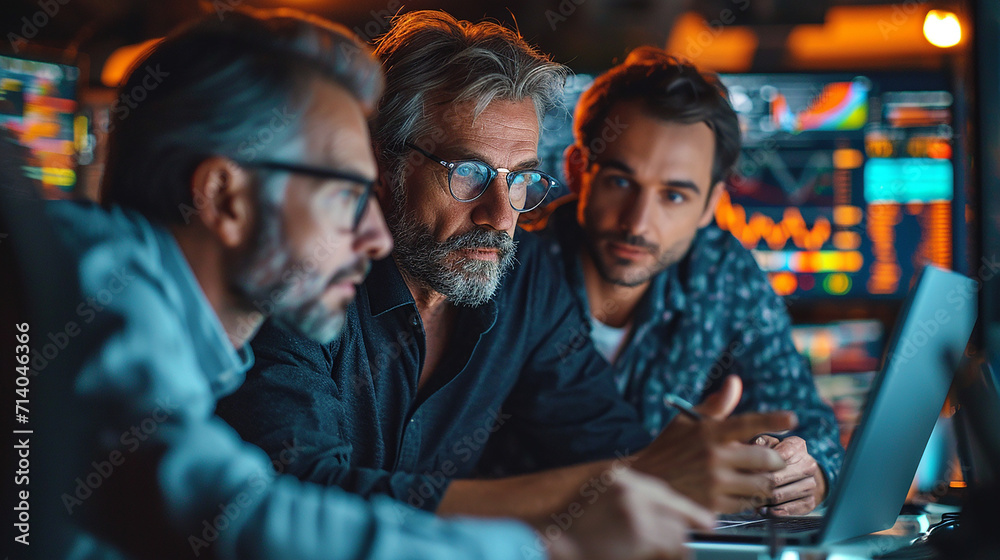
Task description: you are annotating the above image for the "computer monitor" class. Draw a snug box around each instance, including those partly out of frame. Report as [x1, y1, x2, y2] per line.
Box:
[717, 71, 959, 299]
[0, 51, 81, 196]
[538, 72, 960, 300]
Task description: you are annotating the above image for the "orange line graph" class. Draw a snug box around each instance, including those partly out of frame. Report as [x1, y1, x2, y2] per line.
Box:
[715, 190, 832, 251]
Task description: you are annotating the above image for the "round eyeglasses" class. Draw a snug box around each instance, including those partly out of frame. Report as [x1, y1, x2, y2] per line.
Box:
[406, 143, 556, 212]
[238, 159, 375, 232]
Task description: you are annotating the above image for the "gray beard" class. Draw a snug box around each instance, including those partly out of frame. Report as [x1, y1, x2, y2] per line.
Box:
[387, 208, 518, 307]
[232, 194, 349, 345]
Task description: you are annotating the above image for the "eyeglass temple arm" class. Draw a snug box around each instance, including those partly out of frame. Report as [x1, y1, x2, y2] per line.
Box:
[406, 142, 452, 169]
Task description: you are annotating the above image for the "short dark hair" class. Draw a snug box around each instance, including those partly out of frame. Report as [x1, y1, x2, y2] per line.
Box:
[101, 8, 383, 224]
[574, 47, 741, 186]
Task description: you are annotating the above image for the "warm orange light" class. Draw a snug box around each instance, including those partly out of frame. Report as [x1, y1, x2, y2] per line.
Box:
[833, 231, 862, 250]
[787, 5, 951, 68]
[101, 39, 162, 88]
[665, 12, 759, 73]
[833, 148, 864, 170]
[833, 205, 864, 227]
[770, 272, 798, 296]
[927, 140, 953, 159]
[924, 10, 962, 48]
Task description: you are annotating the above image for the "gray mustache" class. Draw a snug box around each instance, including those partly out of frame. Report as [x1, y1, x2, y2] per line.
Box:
[444, 228, 515, 252]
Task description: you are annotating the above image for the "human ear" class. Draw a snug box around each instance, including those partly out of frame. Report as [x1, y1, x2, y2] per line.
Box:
[188, 156, 257, 248]
[563, 143, 588, 196]
[699, 180, 726, 228]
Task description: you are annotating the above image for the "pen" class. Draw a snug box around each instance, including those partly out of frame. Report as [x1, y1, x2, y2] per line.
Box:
[762, 506, 779, 560]
[663, 394, 703, 421]
[664, 394, 781, 557]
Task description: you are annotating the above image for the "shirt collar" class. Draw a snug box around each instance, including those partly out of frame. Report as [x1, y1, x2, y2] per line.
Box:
[365, 256, 417, 316]
[157, 227, 253, 397]
[363, 255, 499, 331]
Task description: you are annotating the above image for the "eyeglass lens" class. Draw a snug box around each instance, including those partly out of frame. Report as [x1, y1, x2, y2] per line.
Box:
[450, 161, 553, 211]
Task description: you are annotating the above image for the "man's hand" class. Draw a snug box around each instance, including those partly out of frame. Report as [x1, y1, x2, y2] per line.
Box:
[548, 468, 715, 560]
[631, 407, 798, 513]
[752, 434, 826, 515]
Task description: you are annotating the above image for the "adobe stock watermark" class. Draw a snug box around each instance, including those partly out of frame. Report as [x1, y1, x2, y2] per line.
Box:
[545, 0, 587, 31]
[28, 265, 136, 373]
[187, 440, 302, 556]
[214, 0, 400, 61]
[7, 0, 71, 53]
[350, 0, 402, 44]
[212, 0, 247, 20]
[228, 229, 357, 343]
[60, 397, 179, 514]
[235, 106, 297, 162]
[889, 253, 1000, 369]
[394, 408, 513, 517]
[684, 0, 752, 61]
[520, 452, 633, 559]
[878, 0, 924, 40]
[174, 105, 298, 224]
[102, 64, 171, 134]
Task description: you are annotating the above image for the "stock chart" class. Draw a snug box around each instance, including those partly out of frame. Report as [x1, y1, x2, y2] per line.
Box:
[718, 72, 955, 298]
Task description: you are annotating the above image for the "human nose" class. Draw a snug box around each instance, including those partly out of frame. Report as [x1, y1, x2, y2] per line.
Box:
[352, 197, 393, 260]
[470, 170, 516, 233]
[620, 188, 656, 237]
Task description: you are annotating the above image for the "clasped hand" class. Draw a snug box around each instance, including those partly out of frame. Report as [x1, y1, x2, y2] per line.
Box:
[632, 375, 824, 515]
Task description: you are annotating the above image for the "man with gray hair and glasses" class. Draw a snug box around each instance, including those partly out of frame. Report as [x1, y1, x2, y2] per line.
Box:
[220, 9, 795, 529]
[26, 8, 706, 560]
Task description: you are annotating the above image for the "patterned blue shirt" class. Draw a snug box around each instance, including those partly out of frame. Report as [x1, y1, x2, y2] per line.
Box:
[542, 198, 844, 490]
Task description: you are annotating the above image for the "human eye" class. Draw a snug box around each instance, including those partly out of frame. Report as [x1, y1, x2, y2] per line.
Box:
[322, 183, 363, 208]
[600, 173, 632, 190]
[455, 163, 477, 177]
[662, 190, 688, 205]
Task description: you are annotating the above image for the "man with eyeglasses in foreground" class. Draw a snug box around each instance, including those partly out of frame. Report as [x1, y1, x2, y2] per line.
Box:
[219, 9, 797, 529]
[37, 9, 707, 560]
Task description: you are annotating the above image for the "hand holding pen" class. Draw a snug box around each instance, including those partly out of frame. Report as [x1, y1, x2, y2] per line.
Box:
[631, 375, 796, 514]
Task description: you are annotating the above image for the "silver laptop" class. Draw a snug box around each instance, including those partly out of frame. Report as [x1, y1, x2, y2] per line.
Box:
[693, 265, 978, 545]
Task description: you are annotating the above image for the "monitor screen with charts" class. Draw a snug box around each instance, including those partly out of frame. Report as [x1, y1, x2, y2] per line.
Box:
[0, 52, 81, 196]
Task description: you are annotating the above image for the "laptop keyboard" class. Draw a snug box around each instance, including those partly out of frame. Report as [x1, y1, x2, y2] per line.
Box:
[714, 516, 825, 535]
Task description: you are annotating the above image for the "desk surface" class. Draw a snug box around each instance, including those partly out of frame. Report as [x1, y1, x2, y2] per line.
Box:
[686, 513, 938, 560]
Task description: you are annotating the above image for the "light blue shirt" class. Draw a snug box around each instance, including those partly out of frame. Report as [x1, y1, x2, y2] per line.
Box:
[46, 200, 540, 560]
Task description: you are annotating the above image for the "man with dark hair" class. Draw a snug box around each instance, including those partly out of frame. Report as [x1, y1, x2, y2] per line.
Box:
[220, 10, 796, 528]
[34, 9, 705, 560]
[536, 47, 843, 515]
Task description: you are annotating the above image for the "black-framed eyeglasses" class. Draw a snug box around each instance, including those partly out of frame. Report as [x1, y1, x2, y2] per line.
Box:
[406, 143, 556, 212]
[239, 160, 375, 232]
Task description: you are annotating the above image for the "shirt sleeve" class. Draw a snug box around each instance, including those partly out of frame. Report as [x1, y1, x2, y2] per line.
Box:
[216, 320, 455, 511]
[67, 232, 540, 560]
[717, 277, 845, 492]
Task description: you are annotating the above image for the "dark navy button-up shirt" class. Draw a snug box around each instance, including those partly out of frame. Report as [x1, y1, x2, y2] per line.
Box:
[540, 197, 844, 490]
[47, 200, 537, 560]
[218, 230, 652, 511]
